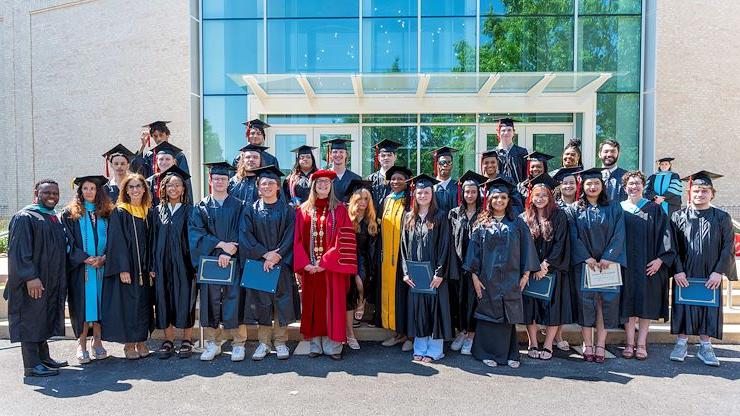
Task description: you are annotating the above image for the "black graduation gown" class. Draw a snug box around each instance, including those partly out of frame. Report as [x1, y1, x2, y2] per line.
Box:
[348, 219, 377, 310]
[366, 170, 390, 212]
[152, 204, 196, 329]
[104, 183, 120, 203]
[61, 210, 106, 338]
[620, 200, 674, 321]
[233, 151, 280, 172]
[228, 175, 259, 206]
[566, 202, 626, 329]
[147, 174, 194, 207]
[283, 170, 314, 207]
[238, 199, 300, 327]
[188, 195, 245, 329]
[645, 171, 683, 217]
[332, 169, 363, 203]
[604, 167, 628, 202]
[433, 179, 459, 215]
[102, 208, 154, 343]
[496, 144, 529, 184]
[448, 206, 479, 332]
[132, 150, 190, 179]
[5, 208, 67, 343]
[670, 207, 737, 338]
[401, 210, 453, 340]
[520, 209, 573, 326]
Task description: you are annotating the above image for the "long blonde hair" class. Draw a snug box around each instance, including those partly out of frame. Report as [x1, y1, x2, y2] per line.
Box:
[235, 151, 261, 180]
[348, 188, 378, 236]
[300, 178, 340, 215]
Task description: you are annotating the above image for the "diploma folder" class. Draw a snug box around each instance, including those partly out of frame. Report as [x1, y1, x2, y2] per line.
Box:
[580, 268, 619, 293]
[407, 261, 436, 295]
[523, 272, 555, 301]
[240, 259, 281, 294]
[197, 256, 236, 285]
[675, 278, 720, 307]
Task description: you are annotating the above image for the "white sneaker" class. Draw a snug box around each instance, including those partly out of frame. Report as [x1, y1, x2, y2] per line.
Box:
[276, 345, 290, 360]
[200, 341, 220, 361]
[231, 345, 246, 361]
[460, 337, 474, 355]
[450, 332, 467, 351]
[401, 340, 414, 352]
[251, 343, 270, 361]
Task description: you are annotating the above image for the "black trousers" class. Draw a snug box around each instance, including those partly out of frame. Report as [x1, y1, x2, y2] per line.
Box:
[21, 340, 50, 368]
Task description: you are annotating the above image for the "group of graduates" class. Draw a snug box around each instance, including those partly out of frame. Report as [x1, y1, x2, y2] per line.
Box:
[5, 117, 737, 378]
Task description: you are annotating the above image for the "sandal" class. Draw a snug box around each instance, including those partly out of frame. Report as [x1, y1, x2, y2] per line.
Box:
[539, 347, 553, 360]
[527, 347, 540, 359]
[482, 359, 498, 367]
[507, 360, 521, 368]
[594, 345, 606, 364]
[582, 345, 594, 362]
[137, 342, 151, 359]
[421, 356, 433, 363]
[622, 343, 635, 359]
[635, 344, 648, 361]
[124, 345, 140, 360]
[157, 340, 175, 360]
[413, 355, 423, 362]
[178, 340, 194, 359]
[555, 340, 571, 351]
[354, 300, 365, 321]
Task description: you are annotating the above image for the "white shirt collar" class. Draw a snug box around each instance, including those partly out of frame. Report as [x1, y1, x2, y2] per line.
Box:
[168, 203, 182, 214]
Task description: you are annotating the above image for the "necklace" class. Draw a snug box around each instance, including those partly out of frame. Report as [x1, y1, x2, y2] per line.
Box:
[310, 205, 327, 263]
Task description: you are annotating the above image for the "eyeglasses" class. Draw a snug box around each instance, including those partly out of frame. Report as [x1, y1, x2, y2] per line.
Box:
[438, 160, 452, 166]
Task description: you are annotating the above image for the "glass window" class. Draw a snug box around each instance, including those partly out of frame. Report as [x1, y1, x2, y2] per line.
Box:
[579, 0, 642, 15]
[578, 15, 641, 92]
[422, 0, 476, 16]
[532, 134, 566, 160]
[479, 113, 574, 123]
[595, 93, 640, 170]
[421, 17, 476, 72]
[363, 18, 417, 72]
[268, 0, 358, 18]
[318, 133, 355, 171]
[203, 20, 263, 95]
[363, 0, 417, 17]
[420, 126, 476, 178]
[274, 133, 310, 175]
[265, 114, 360, 124]
[268, 19, 359, 73]
[202, 95, 247, 163]
[479, 16, 573, 72]
[480, 0, 574, 15]
[486, 131, 519, 148]
[420, 114, 476, 123]
[362, 114, 417, 124]
[361, 126, 418, 175]
[203, 0, 263, 19]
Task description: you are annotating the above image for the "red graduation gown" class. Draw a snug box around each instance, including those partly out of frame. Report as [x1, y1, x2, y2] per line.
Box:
[294, 200, 357, 343]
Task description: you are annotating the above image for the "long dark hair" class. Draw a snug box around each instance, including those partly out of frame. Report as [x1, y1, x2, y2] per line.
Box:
[577, 177, 609, 208]
[458, 182, 482, 210]
[158, 174, 189, 206]
[523, 185, 557, 241]
[65, 181, 114, 220]
[475, 191, 515, 227]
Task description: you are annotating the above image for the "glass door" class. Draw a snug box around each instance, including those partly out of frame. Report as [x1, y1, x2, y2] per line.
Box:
[478, 124, 522, 153]
[524, 125, 574, 161]
[314, 126, 361, 173]
[266, 127, 313, 174]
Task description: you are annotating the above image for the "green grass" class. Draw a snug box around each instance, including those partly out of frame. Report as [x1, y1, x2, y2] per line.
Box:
[0, 235, 7, 254]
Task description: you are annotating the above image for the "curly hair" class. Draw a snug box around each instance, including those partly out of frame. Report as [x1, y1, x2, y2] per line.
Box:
[621, 170, 646, 188]
[65, 181, 114, 220]
[118, 173, 152, 209]
[563, 137, 582, 165]
[348, 188, 378, 236]
[158, 174, 188, 206]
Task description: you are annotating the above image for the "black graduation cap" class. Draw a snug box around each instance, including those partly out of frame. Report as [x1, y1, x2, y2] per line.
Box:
[681, 170, 722, 187]
[347, 179, 373, 197]
[459, 170, 488, 186]
[239, 143, 270, 153]
[496, 117, 520, 128]
[103, 144, 135, 161]
[481, 149, 498, 160]
[374, 139, 402, 153]
[142, 120, 171, 129]
[484, 177, 515, 195]
[291, 145, 317, 156]
[158, 164, 191, 181]
[551, 166, 582, 183]
[524, 151, 554, 162]
[324, 137, 353, 151]
[657, 157, 675, 163]
[406, 174, 439, 190]
[575, 167, 605, 180]
[251, 165, 284, 181]
[431, 146, 458, 159]
[204, 161, 236, 177]
[242, 118, 271, 130]
[528, 173, 559, 191]
[385, 165, 413, 181]
[73, 175, 108, 188]
[152, 141, 182, 157]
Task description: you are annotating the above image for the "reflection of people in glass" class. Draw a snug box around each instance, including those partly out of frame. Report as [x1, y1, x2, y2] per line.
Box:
[283, 145, 318, 207]
[495, 118, 529, 184]
[233, 118, 280, 170]
[366, 139, 401, 212]
[669, 171, 736, 367]
[566, 167, 626, 364]
[619, 171, 673, 361]
[324, 138, 362, 203]
[432, 146, 459, 214]
[644, 157, 683, 217]
[229, 144, 265, 206]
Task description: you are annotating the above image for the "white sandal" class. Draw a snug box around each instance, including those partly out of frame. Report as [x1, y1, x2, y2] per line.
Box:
[482, 359, 497, 367]
[507, 360, 521, 368]
[346, 337, 361, 350]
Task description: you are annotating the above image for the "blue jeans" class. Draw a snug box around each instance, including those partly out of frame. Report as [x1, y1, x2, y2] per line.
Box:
[413, 336, 444, 360]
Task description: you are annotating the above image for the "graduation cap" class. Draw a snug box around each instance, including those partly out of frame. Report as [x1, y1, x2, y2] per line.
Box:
[102, 144, 135, 177]
[323, 138, 353, 165]
[406, 174, 439, 209]
[496, 117, 520, 128]
[251, 165, 284, 182]
[484, 177, 515, 195]
[310, 169, 338, 181]
[430, 146, 458, 176]
[523, 151, 554, 178]
[291, 145, 317, 156]
[575, 167, 605, 180]
[239, 143, 270, 153]
[72, 175, 108, 190]
[457, 170, 488, 206]
[529, 173, 558, 191]
[158, 164, 191, 181]
[385, 165, 413, 181]
[479, 149, 499, 173]
[681, 170, 722, 192]
[347, 179, 373, 197]
[657, 157, 675, 163]
[551, 166, 582, 183]
[242, 118, 270, 131]
[152, 141, 182, 157]
[372, 139, 402, 169]
[204, 161, 236, 177]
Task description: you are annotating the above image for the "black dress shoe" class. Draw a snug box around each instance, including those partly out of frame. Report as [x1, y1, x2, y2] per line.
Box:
[41, 358, 69, 369]
[24, 364, 59, 377]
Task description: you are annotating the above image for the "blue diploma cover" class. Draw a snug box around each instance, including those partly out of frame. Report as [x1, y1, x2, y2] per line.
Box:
[407, 261, 437, 295]
[523, 272, 555, 301]
[240, 259, 281, 294]
[675, 278, 720, 307]
[198, 256, 236, 285]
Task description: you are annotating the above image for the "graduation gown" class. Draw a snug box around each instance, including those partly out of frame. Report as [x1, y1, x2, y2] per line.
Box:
[102, 207, 154, 343]
[188, 195, 244, 329]
[294, 200, 358, 343]
[619, 200, 674, 321]
[151, 204, 196, 329]
[233, 151, 280, 172]
[520, 209, 573, 326]
[375, 195, 409, 333]
[645, 171, 683, 217]
[604, 167, 628, 203]
[5, 207, 67, 343]
[496, 144, 529, 184]
[566, 202, 626, 329]
[283, 170, 314, 207]
[348, 219, 377, 310]
[400, 211, 453, 340]
[228, 175, 259, 206]
[464, 216, 541, 325]
[104, 182, 121, 203]
[448, 206, 479, 332]
[132, 150, 190, 179]
[239, 198, 300, 327]
[332, 169, 363, 203]
[670, 207, 737, 338]
[433, 178, 459, 215]
[61, 210, 108, 338]
[366, 170, 390, 212]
